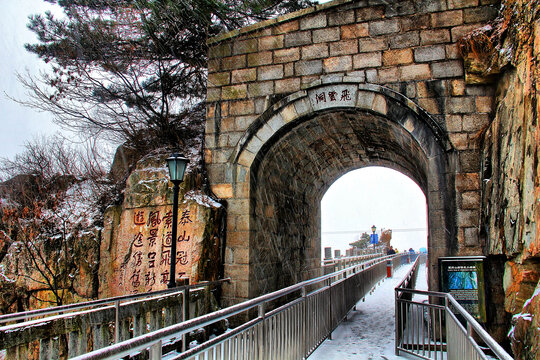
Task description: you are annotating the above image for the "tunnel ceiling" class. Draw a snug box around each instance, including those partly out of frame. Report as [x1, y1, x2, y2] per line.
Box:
[252, 109, 430, 203]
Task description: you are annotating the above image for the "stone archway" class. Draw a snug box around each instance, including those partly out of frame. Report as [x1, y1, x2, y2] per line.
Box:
[203, 0, 497, 307]
[225, 79, 457, 302]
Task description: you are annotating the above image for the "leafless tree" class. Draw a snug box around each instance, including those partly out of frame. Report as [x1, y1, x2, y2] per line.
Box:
[0, 135, 106, 310]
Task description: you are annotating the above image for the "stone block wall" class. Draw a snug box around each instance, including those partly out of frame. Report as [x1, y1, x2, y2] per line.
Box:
[206, 0, 499, 305]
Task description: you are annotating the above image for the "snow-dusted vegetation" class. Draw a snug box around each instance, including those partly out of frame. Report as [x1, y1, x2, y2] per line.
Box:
[0, 136, 109, 311]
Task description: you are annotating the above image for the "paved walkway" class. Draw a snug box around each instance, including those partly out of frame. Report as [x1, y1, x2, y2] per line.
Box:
[308, 262, 427, 360]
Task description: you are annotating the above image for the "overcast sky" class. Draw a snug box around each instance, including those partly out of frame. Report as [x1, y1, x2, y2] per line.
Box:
[0, 0, 63, 160]
[321, 167, 427, 254]
[1, 0, 428, 254]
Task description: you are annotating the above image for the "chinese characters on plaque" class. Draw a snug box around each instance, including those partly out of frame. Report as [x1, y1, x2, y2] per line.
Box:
[314, 88, 353, 104]
[309, 85, 358, 111]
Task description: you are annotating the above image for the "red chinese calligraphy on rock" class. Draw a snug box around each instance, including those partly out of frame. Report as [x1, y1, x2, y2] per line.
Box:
[163, 231, 173, 247]
[178, 230, 190, 242]
[160, 270, 169, 284]
[162, 210, 173, 229]
[145, 271, 156, 286]
[133, 232, 144, 247]
[130, 269, 141, 287]
[113, 205, 199, 295]
[147, 211, 161, 227]
[134, 210, 145, 225]
[148, 252, 157, 268]
[179, 210, 192, 225]
[132, 251, 143, 267]
[161, 249, 171, 266]
[147, 228, 158, 247]
[177, 251, 189, 265]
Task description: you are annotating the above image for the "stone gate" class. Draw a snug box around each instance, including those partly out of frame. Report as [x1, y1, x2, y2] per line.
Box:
[204, 0, 498, 307]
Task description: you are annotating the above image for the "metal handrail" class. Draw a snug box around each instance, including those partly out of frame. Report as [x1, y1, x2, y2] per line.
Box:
[395, 264, 513, 360]
[321, 252, 382, 266]
[445, 295, 513, 360]
[0, 278, 231, 324]
[72, 254, 402, 360]
[395, 253, 423, 290]
[321, 252, 385, 275]
[396, 288, 448, 297]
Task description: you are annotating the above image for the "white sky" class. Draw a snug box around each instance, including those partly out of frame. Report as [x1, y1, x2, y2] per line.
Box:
[0, 0, 62, 160]
[2, 0, 428, 255]
[321, 167, 427, 255]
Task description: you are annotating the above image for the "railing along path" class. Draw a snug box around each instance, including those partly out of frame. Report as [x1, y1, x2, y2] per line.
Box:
[395, 256, 513, 360]
[3, 252, 511, 360]
[71, 253, 404, 360]
[0, 279, 229, 359]
[320, 250, 384, 275]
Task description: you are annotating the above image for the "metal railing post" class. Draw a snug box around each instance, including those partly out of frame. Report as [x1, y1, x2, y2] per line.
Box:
[182, 287, 190, 352]
[301, 286, 307, 357]
[149, 340, 162, 360]
[395, 288, 399, 356]
[114, 300, 120, 344]
[258, 303, 265, 360]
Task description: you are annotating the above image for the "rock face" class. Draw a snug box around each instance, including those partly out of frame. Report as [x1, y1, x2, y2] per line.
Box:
[0, 177, 102, 311]
[482, 66, 539, 260]
[99, 150, 225, 298]
[509, 281, 540, 360]
[474, 1, 540, 356]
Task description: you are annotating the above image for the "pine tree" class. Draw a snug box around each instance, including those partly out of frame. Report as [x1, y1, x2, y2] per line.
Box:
[20, 0, 313, 150]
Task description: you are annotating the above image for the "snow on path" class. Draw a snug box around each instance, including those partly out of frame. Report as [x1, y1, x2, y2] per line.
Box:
[308, 262, 426, 360]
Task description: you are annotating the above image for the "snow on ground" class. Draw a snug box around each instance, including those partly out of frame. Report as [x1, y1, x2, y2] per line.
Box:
[308, 262, 427, 360]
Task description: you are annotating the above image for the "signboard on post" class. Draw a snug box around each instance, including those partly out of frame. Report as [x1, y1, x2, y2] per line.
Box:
[439, 256, 487, 322]
[370, 233, 379, 245]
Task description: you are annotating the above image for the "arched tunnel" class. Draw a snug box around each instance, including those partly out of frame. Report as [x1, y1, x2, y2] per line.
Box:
[229, 83, 458, 300]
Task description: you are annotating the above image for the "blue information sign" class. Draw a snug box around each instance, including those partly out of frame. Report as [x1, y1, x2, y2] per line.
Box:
[370, 234, 379, 244]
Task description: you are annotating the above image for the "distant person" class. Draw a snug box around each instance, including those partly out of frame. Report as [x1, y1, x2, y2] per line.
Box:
[409, 248, 415, 254]
[386, 246, 396, 255]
